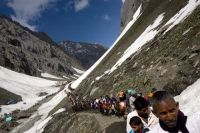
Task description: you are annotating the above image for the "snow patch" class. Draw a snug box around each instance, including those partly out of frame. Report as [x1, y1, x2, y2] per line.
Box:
[96, 75, 104, 81]
[72, 67, 85, 74]
[175, 78, 200, 116]
[164, 0, 200, 33]
[41, 73, 63, 80]
[108, 13, 165, 73]
[0, 66, 59, 115]
[53, 108, 66, 115]
[24, 84, 70, 133]
[182, 27, 192, 35]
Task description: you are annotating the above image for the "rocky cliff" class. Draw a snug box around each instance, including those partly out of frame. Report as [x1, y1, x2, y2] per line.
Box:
[59, 41, 107, 69]
[0, 15, 83, 77]
[120, 0, 146, 32]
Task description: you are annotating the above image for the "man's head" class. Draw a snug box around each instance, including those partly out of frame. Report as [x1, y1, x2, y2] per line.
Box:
[151, 91, 179, 128]
[134, 96, 150, 119]
[129, 116, 143, 132]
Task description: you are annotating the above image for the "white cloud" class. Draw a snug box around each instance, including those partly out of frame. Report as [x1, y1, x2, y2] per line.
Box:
[11, 16, 37, 31]
[122, 0, 125, 3]
[102, 14, 111, 21]
[74, 0, 89, 12]
[7, 0, 56, 31]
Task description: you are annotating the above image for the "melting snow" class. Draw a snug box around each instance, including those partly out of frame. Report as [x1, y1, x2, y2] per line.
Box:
[182, 27, 192, 35]
[109, 13, 164, 73]
[175, 78, 200, 116]
[24, 84, 69, 133]
[91, 0, 200, 80]
[164, 0, 200, 33]
[0, 66, 59, 115]
[72, 67, 85, 74]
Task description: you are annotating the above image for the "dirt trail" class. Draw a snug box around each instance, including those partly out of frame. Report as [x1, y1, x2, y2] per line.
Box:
[9, 81, 127, 133]
[77, 112, 126, 133]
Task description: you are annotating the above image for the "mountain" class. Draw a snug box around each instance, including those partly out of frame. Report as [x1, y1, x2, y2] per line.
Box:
[73, 0, 200, 97]
[0, 14, 83, 78]
[39, 0, 200, 133]
[59, 41, 107, 69]
[1, 0, 200, 133]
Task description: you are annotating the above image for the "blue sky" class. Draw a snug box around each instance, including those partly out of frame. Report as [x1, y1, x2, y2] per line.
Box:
[0, 0, 124, 47]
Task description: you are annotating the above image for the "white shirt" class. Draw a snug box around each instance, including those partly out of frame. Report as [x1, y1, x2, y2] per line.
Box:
[129, 96, 136, 111]
[149, 114, 200, 133]
[126, 110, 158, 133]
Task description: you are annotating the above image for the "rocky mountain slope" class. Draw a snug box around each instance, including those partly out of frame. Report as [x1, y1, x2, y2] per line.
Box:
[120, 0, 145, 32]
[59, 41, 107, 69]
[0, 15, 83, 77]
[41, 0, 200, 133]
[73, 0, 200, 97]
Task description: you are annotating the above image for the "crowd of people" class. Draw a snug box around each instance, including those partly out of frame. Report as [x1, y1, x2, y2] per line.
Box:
[1, 88, 199, 133]
[67, 88, 141, 117]
[66, 88, 158, 118]
[67, 89, 200, 133]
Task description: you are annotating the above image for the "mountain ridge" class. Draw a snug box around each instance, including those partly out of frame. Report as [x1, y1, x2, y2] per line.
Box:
[73, 0, 200, 97]
[0, 14, 83, 78]
[59, 40, 108, 69]
[0, 14, 106, 77]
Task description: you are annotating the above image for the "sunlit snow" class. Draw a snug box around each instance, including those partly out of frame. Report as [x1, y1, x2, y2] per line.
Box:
[108, 13, 164, 73]
[72, 67, 85, 74]
[0, 66, 59, 115]
[24, 84, 69, 133]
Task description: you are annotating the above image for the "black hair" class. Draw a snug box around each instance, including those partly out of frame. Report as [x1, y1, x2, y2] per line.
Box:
[134, 96, 149, 110]
[151, 91, 175, 107]
[151, 88, 157, 93]
[129, 116, 142, 126]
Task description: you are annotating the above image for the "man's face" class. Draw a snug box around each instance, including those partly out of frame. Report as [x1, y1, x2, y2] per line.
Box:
[153, 98, 179, 128]
[137, 106, 150, 119]
[131, 124, 142, 132]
